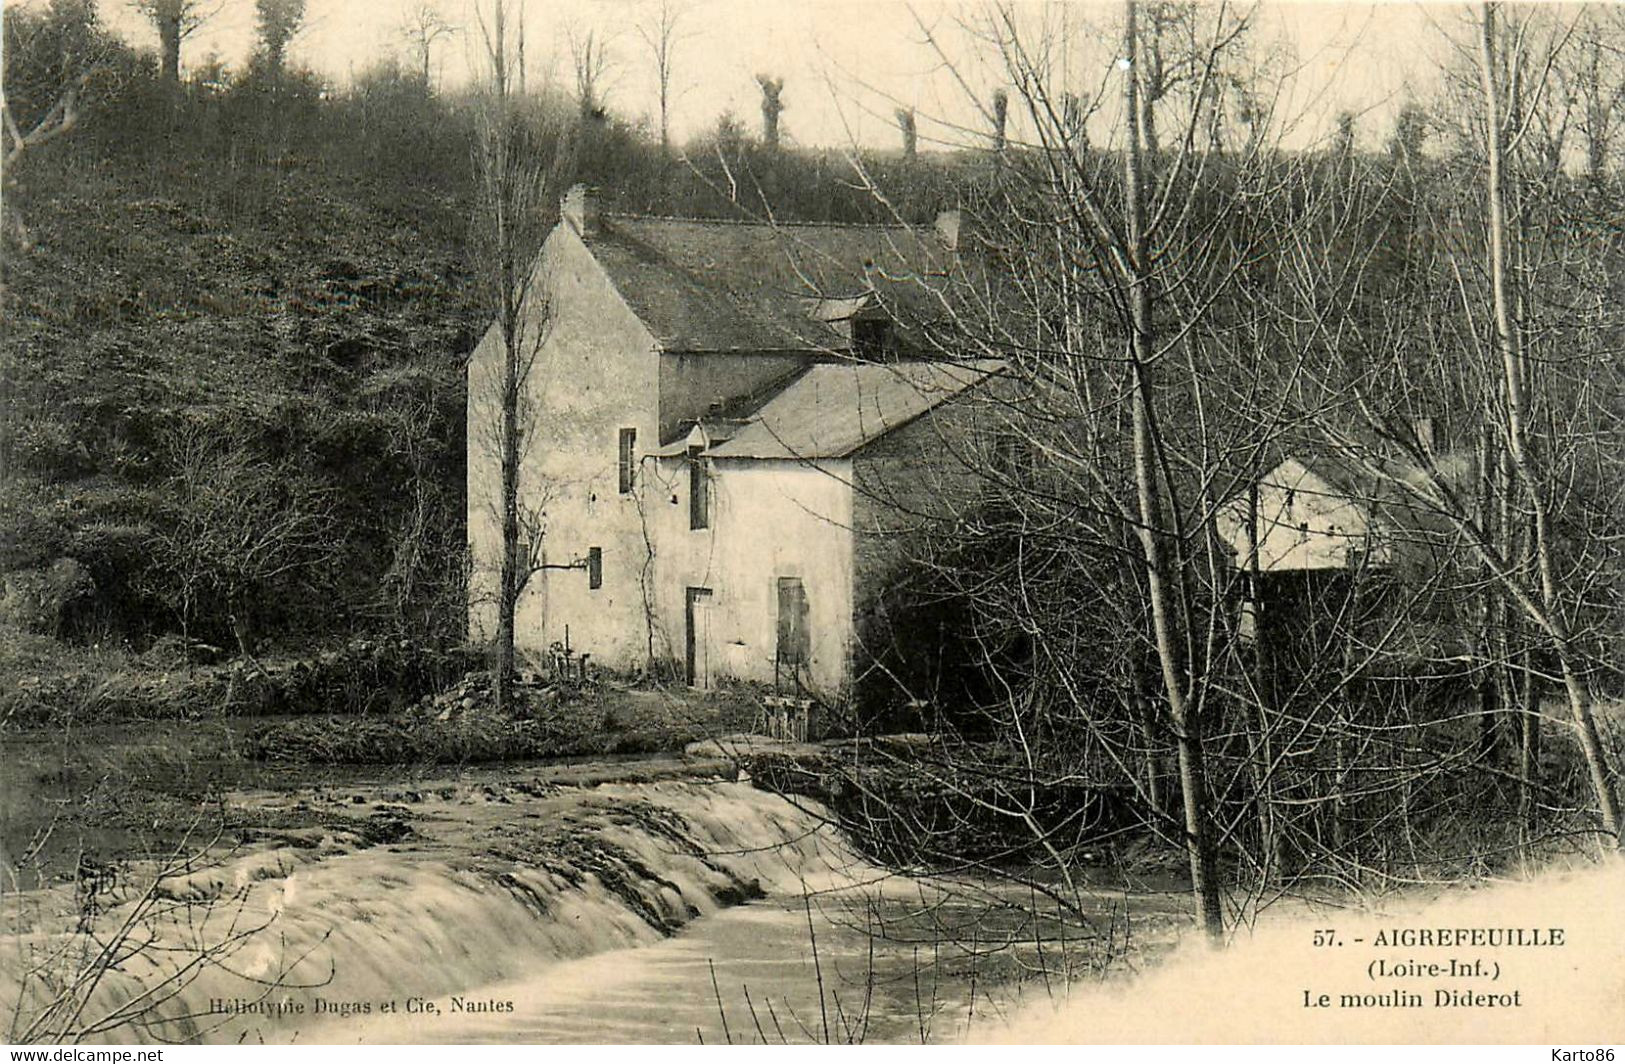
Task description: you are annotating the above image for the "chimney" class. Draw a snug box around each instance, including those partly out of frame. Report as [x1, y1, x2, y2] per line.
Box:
[561, 184, 598, 236]
[933, 209, 962, 252]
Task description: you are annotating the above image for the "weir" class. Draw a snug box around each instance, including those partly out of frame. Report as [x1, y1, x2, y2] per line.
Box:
[3, 779, 886, 1044]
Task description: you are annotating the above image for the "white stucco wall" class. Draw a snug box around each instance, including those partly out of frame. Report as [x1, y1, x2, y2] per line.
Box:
[467, 221, 663, 669]
[647, 456, 855, 695]
[1222, 458, 1390, 572]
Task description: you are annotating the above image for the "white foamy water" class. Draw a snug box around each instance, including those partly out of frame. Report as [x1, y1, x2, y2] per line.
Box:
[292, 881, 1020, 1045]
[12, 770, 1614, 1046]
[5, 780, 877, 1043]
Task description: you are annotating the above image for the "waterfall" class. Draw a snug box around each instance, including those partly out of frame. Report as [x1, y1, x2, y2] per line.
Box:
[3, 780, 871, 1044]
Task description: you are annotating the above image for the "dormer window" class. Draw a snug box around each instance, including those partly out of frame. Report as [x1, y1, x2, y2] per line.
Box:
[803, 295, 897, 361]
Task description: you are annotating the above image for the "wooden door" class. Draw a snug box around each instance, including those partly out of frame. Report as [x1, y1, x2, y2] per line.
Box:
[776, 577, 809, 679]
[685, 586, 713, 688]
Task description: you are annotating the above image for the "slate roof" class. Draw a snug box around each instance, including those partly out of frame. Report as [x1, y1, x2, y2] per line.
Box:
[693, 359, 1006, 459]
[585, 215, 954, 353]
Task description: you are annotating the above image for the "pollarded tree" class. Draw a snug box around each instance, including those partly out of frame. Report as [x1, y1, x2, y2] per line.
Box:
[131, 0, 218, 85]
[756, 73, 784, 147]
[1472, 2, 1620, 847]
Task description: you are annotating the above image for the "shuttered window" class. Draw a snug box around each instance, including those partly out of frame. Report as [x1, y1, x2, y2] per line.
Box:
[618, 428, 636, 494]
[689, 450, 709, 530]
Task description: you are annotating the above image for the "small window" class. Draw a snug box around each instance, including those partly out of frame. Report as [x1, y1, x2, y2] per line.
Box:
[689, 449, 709, 530]
[588, 546, 602, 589]
[617, 428, 637, 494]
[851, 317, 892, 361]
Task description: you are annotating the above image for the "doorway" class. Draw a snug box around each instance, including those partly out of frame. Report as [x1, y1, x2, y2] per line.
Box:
[685, 586, 714, 688]
[775, 576, 809, 689]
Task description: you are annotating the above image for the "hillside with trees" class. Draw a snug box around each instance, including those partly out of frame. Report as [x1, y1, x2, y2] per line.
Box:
[0, 0, 979, 658]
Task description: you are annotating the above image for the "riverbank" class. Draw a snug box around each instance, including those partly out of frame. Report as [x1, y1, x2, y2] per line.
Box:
[0, 674, 758, 882]
[7, 739, 1618, 1045]
[7, 656, 1612, 1045]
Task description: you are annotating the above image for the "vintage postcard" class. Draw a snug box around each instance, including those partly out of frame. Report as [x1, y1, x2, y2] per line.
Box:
[2, 0, 1621, 1048]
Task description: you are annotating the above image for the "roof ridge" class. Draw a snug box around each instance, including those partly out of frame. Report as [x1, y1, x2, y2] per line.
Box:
[602, 211, 913, 231]
[702, 357, 1007, 460]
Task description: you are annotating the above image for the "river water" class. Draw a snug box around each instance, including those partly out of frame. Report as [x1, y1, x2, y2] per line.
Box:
[3, 773, 1191, 1046]
[12, 735, 1621, 1046]
[296, 871, 1148, 1045]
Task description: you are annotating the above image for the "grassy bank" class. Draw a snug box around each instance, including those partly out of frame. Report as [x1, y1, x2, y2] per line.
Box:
[0, 627, 480, 730]
[0, 628, 760, 881]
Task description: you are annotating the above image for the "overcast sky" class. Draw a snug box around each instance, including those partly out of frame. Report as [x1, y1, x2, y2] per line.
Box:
[93, 1, 1473, 152]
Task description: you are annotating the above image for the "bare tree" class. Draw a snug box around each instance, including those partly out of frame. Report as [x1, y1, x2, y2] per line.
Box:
[857, 0, 1292, 940]
[398, 0, 458, 88]
[1558, 6, 1625, 182]
[2, 1, 118, 247]
[637, 0, 690, 154]
[1474, 2, 1620, 846]
[1262, 3, 1625, 855]
[149, 422, 337, 653]
[570, 27, 611, 123]
[470, 1, 572, 712]
[1116, 0, 1222, 939]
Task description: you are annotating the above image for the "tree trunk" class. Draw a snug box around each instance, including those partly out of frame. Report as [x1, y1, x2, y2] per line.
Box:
[1130, 635, 1167, 818]
[659, 81, 670, 156]
[488, 1, 523, 717]
[1123, 0, 1223, 942]
[159, 14, 182, 85]
[1517, 642, 1542, 836]
[1479, 3, 1621, 848]
[1476, 425, 1503, 763]
[1243, 480, 1282, 885]
[495, 321, 520, 713]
